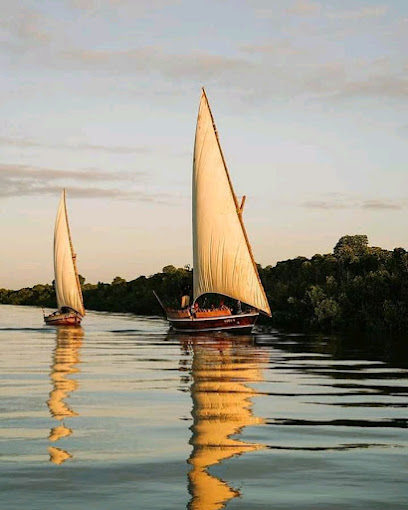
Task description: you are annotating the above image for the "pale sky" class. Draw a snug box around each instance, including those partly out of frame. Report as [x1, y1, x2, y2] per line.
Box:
[1, 0, 407, 289]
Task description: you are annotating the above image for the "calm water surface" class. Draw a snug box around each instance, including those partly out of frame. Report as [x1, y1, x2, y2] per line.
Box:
[1, 304, 407, 509]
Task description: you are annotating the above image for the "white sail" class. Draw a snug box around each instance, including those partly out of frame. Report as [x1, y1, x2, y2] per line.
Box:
[192, 90, 271, 315]
[53, 190, 85, 316]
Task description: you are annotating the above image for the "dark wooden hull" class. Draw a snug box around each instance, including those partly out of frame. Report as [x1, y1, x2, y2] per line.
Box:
[168, 312, 258, 334]
[44, 312, 82, 326]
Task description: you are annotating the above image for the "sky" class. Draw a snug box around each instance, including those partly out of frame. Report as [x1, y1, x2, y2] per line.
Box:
[0, 0, 407, 289]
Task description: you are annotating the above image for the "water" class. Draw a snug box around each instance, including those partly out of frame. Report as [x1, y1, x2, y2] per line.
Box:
[1, 305, 407, 509]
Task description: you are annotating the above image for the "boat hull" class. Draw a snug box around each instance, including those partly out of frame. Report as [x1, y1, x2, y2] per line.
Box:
[44, 312, 82, 326]
[168, 312, 259, 334]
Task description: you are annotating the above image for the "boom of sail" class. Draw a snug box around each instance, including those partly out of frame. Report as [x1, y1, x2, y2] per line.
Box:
[192, 90, 271, 316]
[53, 190, 85, 317]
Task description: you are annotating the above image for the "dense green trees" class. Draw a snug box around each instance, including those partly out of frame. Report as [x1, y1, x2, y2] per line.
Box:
[2, 235, 408, 336]
[258, 235, 408, 335]
[0, 283, 56, 308]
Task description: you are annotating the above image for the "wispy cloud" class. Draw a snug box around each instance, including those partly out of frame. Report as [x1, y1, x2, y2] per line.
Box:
[1, 1, 405, 105]
[17, 11, 50, 43]
[0, 136, 150, 154]
[287, 0, 320, 16]
[234, 44, 407, 101]
[327, 5, 388, 21]
[0, 163, 169, 202]
[58, 47, 252, 81]
[302, 195, 404, 211]
[332, 74, 408, 99]
[67, 0, 179, 13]
[362, 200, 402, 210]
[70, 45, 402, 102]
[240, 40, 300, 56]
[259, 2, 387, 21]
[1, 5, 52, 52]
[302, 200, 349, 210]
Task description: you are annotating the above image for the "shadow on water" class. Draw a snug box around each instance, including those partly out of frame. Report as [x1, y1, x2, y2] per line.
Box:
[256, 330, 408, 368]
[47, 326, 83, 465]
[177, 334, 266, 510]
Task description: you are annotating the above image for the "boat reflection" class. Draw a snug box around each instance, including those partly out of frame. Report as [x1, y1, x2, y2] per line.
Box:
[47, 326, 83, 464]
[182, 335, 266, 510]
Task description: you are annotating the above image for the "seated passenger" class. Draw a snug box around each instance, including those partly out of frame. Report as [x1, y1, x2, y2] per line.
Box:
[181, 295, 190, 309]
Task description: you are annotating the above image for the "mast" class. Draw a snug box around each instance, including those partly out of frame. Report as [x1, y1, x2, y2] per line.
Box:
[62, 189, 85, 316]
[200, 89, 271, 316]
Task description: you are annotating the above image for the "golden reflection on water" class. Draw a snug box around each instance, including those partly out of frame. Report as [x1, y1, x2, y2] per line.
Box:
[47, 326, 83, 464]
[183, 335, 266, 510]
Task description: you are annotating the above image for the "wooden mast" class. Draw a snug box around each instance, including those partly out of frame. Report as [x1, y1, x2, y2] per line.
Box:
[63, 189, 85, 316]
[200, 88, 271, 316]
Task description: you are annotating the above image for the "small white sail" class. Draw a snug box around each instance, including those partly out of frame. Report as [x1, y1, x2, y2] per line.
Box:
[192, 90, 271, 315]
[53, 190, 85, 316]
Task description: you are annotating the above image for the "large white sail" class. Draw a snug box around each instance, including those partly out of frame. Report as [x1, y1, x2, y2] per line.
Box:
[192, 90, 271, 315]
[53, 190, 85, 316]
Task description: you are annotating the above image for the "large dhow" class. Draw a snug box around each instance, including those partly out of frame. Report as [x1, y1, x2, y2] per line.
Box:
[160, 89, 271, 333]
[44, 190, 85, 326]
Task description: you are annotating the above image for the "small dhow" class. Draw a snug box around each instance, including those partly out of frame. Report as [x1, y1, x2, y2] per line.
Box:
[44, 190, 85, 326]
[158, 89, 271, 333]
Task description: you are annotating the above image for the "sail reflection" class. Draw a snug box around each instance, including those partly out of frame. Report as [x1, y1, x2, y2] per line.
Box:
[184, 335, 266, 510]
[47, 326, 83, 464]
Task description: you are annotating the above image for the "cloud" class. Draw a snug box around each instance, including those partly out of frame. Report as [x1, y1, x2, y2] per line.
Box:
[67, 0, 178, 12]
[1, 1, 404, 104]
[327, 5, 388, 21]
[362, 200, 402, 210]
[302, 200, 348, 210]
[0, 163, 143, 182]
[0, 163, 169, 202]
[287, 0, 320, 16]
[7, 37, 405, 102]
[240, 40, 300, 56]
[333, 74, 408, 99]
[58, 47, 252, 80]
[1, 5, 51, 51]
[302, 195, 404, 211]
[16, 11, 50, 43]
[59, 47, 156, 66]
[234, 44, 407, 101]
[0, 137, 150, 154]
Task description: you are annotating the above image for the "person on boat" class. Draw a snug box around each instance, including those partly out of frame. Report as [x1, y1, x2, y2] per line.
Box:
[219, 298, 229, 311]
[236, 301, 242, 314]
[60, 306, 76, 315]
[190, 301, 199, 317]
[181, 295, 190, 309]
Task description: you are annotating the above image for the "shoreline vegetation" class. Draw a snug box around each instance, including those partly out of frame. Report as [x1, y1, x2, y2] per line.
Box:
[2, 235, 408, 336]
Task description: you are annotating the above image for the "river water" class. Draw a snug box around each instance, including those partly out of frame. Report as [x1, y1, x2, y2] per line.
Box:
[0, 304, 407, 509]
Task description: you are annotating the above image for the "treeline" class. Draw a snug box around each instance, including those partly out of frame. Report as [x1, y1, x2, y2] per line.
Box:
[1, 235, 408, 336]
[263, 235, 408, 335]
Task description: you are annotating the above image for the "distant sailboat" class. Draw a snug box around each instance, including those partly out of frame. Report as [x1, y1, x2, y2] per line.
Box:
[44, 190, 85, 326]
[158, 89, 271, 333]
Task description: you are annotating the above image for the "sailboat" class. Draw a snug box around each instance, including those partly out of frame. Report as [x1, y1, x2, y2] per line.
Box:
[44, 190, 85, 326]
[160, 89, 271, 333]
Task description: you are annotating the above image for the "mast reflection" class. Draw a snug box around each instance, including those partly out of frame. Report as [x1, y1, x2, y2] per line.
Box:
[183, 335, 265, 510]
[47, 326, 83, 464]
